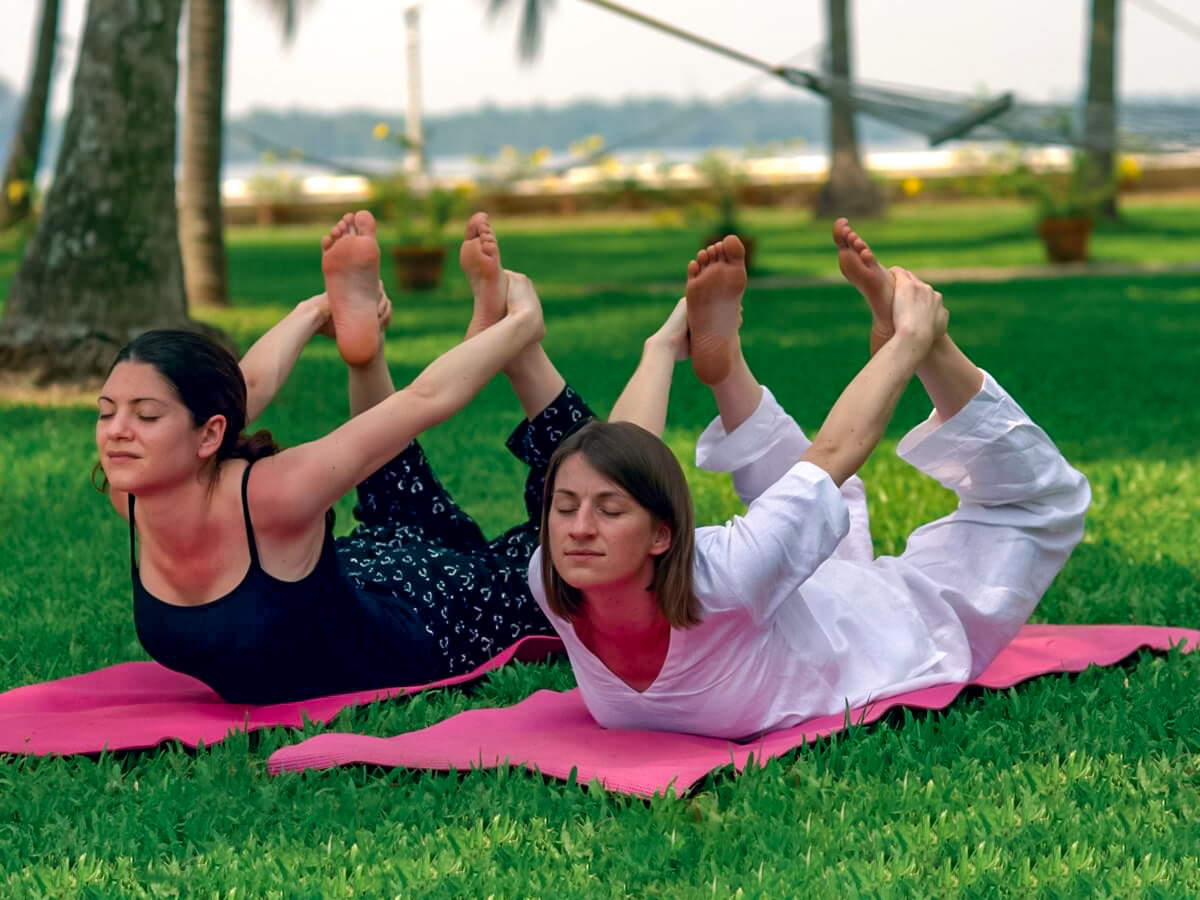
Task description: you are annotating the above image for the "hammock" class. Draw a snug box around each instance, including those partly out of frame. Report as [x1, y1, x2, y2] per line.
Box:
[585, 0, 1200, 152]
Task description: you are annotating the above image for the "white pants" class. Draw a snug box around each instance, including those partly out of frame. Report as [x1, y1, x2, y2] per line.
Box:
[696, 372, 1091, 698]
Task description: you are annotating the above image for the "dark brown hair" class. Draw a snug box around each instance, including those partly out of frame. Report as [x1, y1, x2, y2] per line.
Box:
[539, 420, 699, 627]
[93, 329, 279, 492]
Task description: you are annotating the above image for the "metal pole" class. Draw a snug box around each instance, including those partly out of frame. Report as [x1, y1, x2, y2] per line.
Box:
[404, 4, 425, 174]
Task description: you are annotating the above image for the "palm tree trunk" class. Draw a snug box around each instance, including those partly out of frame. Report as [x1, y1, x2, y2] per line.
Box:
[0, 0, 194, 383]
[180, 0, 231, 307]
[1085, 0, 1119, 219]
[0, 0, 60, 231]
[815, 0, 884, 219]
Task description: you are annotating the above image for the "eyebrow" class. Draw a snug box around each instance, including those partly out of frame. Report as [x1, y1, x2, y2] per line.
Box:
[96, 395, 168, 405]
[553, 488, 630, 502]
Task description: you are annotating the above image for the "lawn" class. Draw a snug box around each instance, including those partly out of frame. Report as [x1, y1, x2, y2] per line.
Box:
[1, 200, 1199, 897]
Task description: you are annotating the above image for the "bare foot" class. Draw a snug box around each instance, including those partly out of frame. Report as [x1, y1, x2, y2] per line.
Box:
[460, 211, 508, 340]
[686, 235, 747, 385]
[833, 217, 895, 356]
[322, 210, 383, 366]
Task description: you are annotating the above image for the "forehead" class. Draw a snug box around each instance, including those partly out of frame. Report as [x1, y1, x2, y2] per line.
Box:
[555, 453, 628, 494]
[99, 361, 175, 402]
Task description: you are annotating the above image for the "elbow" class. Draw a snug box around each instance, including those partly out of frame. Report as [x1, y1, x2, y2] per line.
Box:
[801, 441, 859, 488]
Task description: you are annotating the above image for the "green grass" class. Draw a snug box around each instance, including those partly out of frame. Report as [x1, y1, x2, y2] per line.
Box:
[2, 202, 1200, 897]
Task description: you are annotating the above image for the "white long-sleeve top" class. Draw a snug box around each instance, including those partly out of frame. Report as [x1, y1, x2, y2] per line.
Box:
[530, 373, 1091, 740]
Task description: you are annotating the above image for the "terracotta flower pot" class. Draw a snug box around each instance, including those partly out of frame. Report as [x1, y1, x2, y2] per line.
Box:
[1037, 217, 1093, 264]
[389, 244, 447, 291]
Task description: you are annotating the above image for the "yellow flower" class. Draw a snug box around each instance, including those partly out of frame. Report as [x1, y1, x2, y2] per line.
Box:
[901, 176, 923, 197]
[1118, 156, 1142, 182]
[532, 146, 551, 166]
[6, 179, 27, 204]
[373, 122, 391, 141]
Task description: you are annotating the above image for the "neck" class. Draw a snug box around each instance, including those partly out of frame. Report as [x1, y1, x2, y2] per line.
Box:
[132, 469, 226, 555]
[577, 583, 666, 639]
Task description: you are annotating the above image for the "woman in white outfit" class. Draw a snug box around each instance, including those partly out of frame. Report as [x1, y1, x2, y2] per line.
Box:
[528, 227, 1090, 741]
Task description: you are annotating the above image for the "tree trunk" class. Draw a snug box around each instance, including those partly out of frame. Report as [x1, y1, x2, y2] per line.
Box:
[814, 0, 884, 219]
[180, 0, 231, 307]
[0, 0, 193, 384]
[0, 0, 61, 231]
[1085, 0, 1119, 219]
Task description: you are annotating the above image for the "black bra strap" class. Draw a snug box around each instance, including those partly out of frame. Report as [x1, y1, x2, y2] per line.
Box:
[241, 462, 261, 566]
[127, 494, 137, 570]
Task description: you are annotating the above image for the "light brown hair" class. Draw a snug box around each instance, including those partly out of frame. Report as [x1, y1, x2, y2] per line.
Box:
[540, 420, 699, 627]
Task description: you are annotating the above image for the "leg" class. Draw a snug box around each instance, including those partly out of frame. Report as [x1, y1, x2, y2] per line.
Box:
[505, 384, 596, 526]
[696, 385, 874, 561]
[321, 211, 397, 416]
[686, 235, 763, 432]
[881, 372, 1090, 677]
[339, 535, 555, 679]
[341, 384, 598, 678]
[460, 211, 566, 420]
[835, 218, 983, 420]
[350, 441, 488, 551]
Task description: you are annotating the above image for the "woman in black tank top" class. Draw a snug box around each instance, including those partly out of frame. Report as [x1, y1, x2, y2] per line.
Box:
[95, 211, 594, 704]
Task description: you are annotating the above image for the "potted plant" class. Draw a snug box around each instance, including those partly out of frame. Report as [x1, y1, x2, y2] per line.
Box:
[371, 172, 468, 290]
[692, 149, 757, 271]
[1007, 152, 1114, 264]
[369, 123, 468, 291]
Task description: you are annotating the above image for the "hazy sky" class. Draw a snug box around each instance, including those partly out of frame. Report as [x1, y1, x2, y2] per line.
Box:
[1, 0, 1197, 119]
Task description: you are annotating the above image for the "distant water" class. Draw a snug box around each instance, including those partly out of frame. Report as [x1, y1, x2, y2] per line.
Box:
[218, 139, 933, 184]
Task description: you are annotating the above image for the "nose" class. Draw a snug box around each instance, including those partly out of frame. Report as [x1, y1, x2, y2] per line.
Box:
[102, 408, 135, 440]
[566, 505, 597, 539]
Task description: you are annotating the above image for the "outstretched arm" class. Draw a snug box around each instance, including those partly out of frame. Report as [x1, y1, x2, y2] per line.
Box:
[608, 298, 689, 436]
[802, 269, 947, 486]
[240, 289, 392, 423]
[238, 295, 331, 423]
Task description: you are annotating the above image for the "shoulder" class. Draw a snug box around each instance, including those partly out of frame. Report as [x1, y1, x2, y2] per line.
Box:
[241, 452, 334, 546]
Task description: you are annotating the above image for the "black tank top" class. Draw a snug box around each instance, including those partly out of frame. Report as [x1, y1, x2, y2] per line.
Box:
[130, 463, 431, 704]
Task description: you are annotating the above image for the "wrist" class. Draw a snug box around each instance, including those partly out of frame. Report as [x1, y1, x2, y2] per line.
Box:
[296, 294, 331, 329]
[887, 326, 934, 361]
[642, 333, 679, 361]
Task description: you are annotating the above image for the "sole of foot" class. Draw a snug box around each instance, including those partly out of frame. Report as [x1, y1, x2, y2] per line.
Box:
[686, 234, 748, 385]
[323, 210, 383, 367]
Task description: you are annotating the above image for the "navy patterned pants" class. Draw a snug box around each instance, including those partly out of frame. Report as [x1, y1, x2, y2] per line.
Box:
[334, 386, 594, 678]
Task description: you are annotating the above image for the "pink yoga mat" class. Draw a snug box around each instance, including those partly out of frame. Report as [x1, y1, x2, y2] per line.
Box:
[267, 624, 1200, 797]
[0, 636, 564, 756]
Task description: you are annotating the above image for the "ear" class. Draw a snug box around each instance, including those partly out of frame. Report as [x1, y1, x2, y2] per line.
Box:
[648, 521, 672, 557]
[196, 414, 227, 460]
